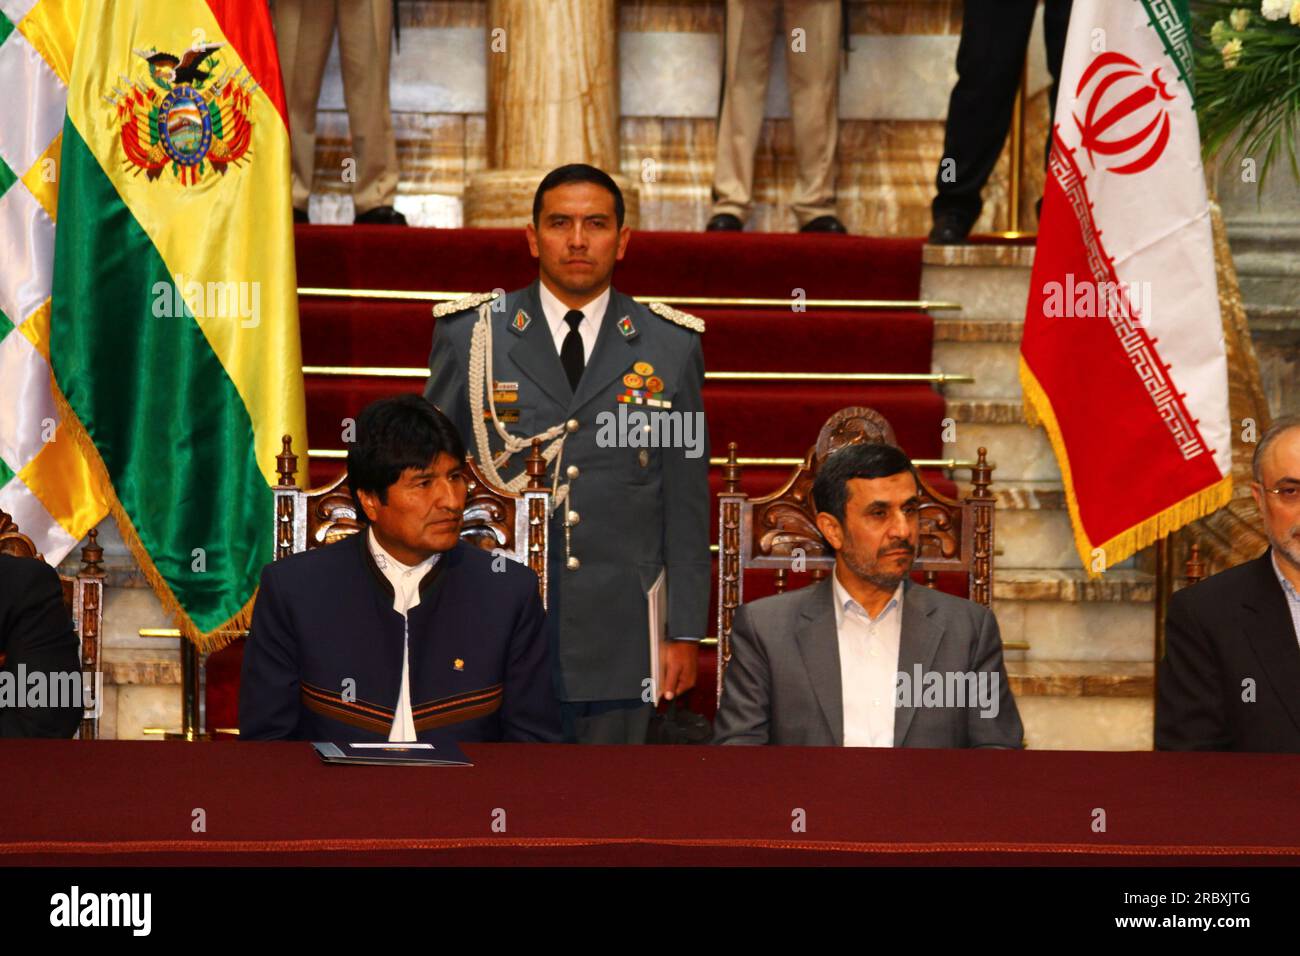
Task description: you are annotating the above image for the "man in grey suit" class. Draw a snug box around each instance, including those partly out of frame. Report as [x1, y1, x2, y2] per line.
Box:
[714, 442, 1023, 747]
[424, 164, 711, 744]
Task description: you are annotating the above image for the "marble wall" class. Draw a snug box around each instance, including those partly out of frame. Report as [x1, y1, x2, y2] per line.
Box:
[303, 0, 1054, 234]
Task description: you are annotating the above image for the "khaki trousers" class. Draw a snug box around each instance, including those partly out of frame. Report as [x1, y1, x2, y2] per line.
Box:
[712, 0, 841, 226]
[273, 0, 399, 213]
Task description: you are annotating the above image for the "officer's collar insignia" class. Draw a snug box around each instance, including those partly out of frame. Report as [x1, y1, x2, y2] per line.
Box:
[510, 309, 532, 334]
[617, 315, 638, 339]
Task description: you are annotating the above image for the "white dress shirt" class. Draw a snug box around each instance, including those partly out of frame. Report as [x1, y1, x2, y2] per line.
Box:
[832, 571, 904, 748]
[1271, 550, 1300, 650]
[367, 528, 439, 742]
[538, 280, 610, 362]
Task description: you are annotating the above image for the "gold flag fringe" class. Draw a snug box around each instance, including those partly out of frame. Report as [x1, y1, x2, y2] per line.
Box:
[50, 382, 254, 654]
[1019, 357, 1233, 577]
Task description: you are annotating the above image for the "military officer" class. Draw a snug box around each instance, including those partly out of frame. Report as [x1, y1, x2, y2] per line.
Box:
[424, 164, 712, 744]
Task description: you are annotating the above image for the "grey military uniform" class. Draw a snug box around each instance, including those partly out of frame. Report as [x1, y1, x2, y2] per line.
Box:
[424, 280, 711, 704]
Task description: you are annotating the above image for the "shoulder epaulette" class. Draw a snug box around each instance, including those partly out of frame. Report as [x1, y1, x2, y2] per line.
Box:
[647, 301, 705, 333]
[432, 291, 499, 318]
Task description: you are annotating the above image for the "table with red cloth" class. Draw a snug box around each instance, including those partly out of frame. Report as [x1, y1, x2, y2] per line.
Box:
[2, 741, 1299, 866]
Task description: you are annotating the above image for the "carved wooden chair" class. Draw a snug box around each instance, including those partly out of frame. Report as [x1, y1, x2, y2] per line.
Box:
[0, 509, 106, 739]
[270, 435, 551, 600]
[715, 406, 995, 705]
[1183, 542, 1207, 586]
[200, 436, 553, 735]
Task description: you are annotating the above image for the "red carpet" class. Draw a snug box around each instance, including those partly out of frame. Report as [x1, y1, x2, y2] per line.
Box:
[294, 225, 942, 474]
[207, 226, 959, 731]
[294, 226, 925, 299]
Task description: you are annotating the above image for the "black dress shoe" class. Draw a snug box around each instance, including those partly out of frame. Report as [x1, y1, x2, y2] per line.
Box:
[800, 215, 847, 234]
[355, 205, 408, 226]
[928, 212, 973, 245]
[292, 208, 309, 224]
[705, 213, 744, 231]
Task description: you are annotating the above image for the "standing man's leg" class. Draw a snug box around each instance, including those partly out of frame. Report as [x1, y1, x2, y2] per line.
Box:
[930, 0, 1038, 240]
[272, 0, 340, 217]
[561, 700, 654, 746]
[336, 0, 402, 221]
[709, 0, 781, 229]
[1040, 0, 1072, 167]
[783, 0, 842, 231]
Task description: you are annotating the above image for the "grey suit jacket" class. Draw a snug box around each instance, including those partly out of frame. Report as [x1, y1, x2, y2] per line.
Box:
[713, 577, 1024, 747]
[424, 280, 711, 701]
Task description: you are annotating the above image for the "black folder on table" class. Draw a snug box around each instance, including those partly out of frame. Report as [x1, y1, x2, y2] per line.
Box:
[312, 739, 472, 767]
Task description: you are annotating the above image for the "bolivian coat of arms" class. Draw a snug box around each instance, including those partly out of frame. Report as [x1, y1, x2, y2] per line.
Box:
[110, 42, 257, 185]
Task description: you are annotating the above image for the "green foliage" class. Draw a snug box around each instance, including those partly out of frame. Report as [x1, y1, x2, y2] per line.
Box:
[1192, 1, 1300, 188]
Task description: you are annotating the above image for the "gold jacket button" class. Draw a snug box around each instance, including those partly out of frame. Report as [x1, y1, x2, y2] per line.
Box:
[566, 418, 580, 433]
[566, 555, 581, 570]
[566, 465, 580, 479]
[567, 510, 580, 525]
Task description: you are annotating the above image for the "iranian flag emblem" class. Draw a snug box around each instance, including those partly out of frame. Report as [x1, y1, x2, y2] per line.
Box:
[1021, 0, 1231, 571]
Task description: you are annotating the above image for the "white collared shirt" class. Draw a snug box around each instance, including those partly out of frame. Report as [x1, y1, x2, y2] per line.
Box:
[367, 528, 439, 742]
[538, 280, 609, 362]
[1270, 550, 1300, 651]
[832, 571, 904, 748]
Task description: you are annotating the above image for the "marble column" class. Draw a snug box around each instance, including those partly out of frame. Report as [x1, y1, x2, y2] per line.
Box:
[1213, 155, 1300, 417]
[464, 0, 639, 227]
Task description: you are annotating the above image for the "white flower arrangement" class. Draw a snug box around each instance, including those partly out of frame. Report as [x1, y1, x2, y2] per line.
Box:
[1260, 0, 1290, 21]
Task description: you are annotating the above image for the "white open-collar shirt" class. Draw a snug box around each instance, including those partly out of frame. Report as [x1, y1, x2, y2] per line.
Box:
[368, 528, 439, 742]
[832, 570, 905, 748]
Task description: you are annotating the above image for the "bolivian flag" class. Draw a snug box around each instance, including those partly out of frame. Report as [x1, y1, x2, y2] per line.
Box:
[50, 1, 306, 645]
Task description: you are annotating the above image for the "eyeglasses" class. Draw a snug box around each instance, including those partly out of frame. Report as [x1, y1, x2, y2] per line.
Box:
[1258, 483, 1300, 506]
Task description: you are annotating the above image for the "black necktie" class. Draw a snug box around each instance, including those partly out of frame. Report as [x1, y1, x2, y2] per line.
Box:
[560, 309, 585, 392]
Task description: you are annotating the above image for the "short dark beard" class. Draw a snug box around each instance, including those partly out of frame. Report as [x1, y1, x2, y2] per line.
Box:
[838, 543, 911, 592]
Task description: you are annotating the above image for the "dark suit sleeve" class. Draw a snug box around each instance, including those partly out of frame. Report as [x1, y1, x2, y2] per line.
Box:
[1156, 588, 1230, 750]
[423, 313, 474, 442]
[238, 566, 302, 740]
[0, 560, 82, 739]
[501, 579, 561, 742]
[712, 605, 771, 745]
[662, 333, 711, 639]
[966, 606, 1024, 749]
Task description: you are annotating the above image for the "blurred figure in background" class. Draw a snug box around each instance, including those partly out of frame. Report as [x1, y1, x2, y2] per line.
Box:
[930, 0, 1071, 243]
[707, 0, 847, 234]
[273, 0, 407, 225]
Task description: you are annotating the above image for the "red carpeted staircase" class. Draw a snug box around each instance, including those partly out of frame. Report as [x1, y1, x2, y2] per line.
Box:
[207, 226, 958, 731]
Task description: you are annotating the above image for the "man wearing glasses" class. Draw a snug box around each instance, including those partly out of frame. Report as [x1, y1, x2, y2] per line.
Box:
[1157, 416, 1300, 752]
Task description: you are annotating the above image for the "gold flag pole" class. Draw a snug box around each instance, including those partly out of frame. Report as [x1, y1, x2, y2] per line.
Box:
[990, 57, 1030, 240]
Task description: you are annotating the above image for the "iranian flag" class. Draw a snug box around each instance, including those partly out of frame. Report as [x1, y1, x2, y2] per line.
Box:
[1021, 0, 1231, 571]
[48, 0, 307, 642]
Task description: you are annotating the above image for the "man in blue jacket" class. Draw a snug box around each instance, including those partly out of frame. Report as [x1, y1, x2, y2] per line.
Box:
[239, 394, 560, 743]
